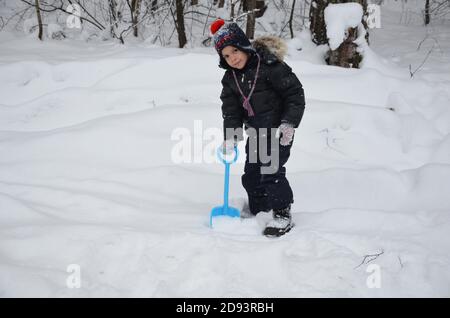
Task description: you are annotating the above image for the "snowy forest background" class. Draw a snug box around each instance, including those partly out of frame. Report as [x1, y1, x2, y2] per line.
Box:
[1, 0, 450, 297]
[2, 0, 450, 69]
[1, 1, 449, 46]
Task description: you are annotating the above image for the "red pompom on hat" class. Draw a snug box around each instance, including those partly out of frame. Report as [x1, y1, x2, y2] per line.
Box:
[210, 18, 254, 63]
[210, 19, 225, 35]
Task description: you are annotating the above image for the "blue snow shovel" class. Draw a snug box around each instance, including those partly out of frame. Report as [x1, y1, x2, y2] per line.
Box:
[209, 145, 240, 227]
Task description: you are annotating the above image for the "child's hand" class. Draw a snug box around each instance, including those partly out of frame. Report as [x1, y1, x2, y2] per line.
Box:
[221, 139, 238, 155]
[276, 123, 295, 146]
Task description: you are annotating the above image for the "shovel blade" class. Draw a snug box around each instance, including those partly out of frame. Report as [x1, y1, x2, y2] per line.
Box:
[209, 206, 240, 227]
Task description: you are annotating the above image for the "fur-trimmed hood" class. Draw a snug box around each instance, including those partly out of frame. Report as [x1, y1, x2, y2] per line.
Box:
[252, 36, 288, 63]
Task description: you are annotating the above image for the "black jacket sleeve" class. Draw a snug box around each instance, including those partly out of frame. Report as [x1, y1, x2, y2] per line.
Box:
[268, 62, 305, 128]
[220, 74, 244, 141]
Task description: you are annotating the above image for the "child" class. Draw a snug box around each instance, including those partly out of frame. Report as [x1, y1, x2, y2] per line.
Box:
[211, 19, 305, 237]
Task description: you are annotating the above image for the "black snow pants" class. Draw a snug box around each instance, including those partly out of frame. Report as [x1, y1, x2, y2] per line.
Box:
[241, 118, 294, 215]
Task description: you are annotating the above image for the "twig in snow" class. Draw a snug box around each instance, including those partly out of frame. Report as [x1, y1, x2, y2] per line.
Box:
[409, 46, 434, 78]
[398, 255, 404, 269]
[409, 33, 442, 78]
[354, 250, 384, 269]
[319, 128, 347, 156]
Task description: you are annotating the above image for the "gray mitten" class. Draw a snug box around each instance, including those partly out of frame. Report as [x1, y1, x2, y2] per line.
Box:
[276, 123, 295, 146]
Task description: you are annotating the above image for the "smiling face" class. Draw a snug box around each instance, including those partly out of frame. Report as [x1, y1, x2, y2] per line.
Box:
[221, 46, 249, 70]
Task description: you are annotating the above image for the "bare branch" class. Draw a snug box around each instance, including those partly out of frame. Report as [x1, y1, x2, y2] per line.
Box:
[354, 250, 384, 270]
[1, 5, 33, 31]
[233, 8, 261, 23]
[398, 255, 404, 269]
[410, 45, 434, 78]
[19, 0, 105, 30]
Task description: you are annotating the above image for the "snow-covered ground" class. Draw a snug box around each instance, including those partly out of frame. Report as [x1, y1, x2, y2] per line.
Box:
[1, 3, 450, 297]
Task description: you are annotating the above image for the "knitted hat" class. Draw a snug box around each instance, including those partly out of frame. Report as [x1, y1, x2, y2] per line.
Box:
[210, 19, 255, 58]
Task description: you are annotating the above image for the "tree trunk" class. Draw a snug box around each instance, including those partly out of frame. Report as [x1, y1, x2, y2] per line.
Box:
[289, 0, 296, 39]
[243, 0, 266, 18]
[327, 26, 362, 68]
[131, 0, 142, 37]
[109, 0, 119, 39]
[213, 0, 225, 8]
[175, 0, 187, 48]
[256, 0, 267, 18]
[151, 0, 158, 12]
[425, 0, 430, 25]
[34, 0, 43, 40]
[310, 0, 369, 44]
[309, 0, 328, 45]
[310, 0, 369, 68]
[245, 0, 256, 39]
[230, 0, 238, 20]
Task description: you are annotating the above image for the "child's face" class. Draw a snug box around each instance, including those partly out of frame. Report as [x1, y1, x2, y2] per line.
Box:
[221, 46, 249, 70]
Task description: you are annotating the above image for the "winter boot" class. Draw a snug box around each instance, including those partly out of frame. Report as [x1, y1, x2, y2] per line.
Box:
[263, 205, 294, 237]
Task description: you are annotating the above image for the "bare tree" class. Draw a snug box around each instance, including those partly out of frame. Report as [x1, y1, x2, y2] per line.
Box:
[175, 0, 187, 48]
[423, 0, 450, 25]
[243, 0, 266, 18]
[213, 0, 225, 8]
[108, 0, 124, 41]
[9, 0, 305, 46]
[288, 0, 296, 39]
[425, 0, 431, 25]
[130, 0, 142, 37]
[230, 0, 239, 20]
[245, 0, 256, 39]
[19, 0, 106, 32]
[151, 0, 159, 12]
[34, 0, 43, 40]
[309, 0, 328, 45]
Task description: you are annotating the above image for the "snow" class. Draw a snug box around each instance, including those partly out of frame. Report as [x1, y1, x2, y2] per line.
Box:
[324, 3, 364, 50]
[1, 3, 450, 297]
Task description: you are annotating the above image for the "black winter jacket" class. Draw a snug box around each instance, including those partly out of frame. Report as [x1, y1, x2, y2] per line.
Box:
[219, 36, 305, 141]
